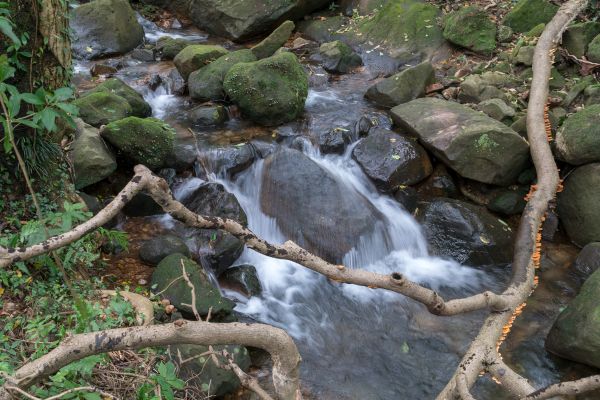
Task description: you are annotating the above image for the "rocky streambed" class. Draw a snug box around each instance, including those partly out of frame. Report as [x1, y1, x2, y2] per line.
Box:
[68, 0, 600, 398]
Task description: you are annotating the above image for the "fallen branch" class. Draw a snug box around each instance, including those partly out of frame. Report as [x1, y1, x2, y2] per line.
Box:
[522, 374, 600, 399]
[0, 321, 301, 400]
[5, 385, 120, 400]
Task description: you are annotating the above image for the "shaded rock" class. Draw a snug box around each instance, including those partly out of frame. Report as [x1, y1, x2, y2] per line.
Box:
[587, 33, 600, 63]
[416, 164, 458, 199]
[556, 104, 600, 165]
[394, 186, 418, 213]
[151, 253, 234, 318]
[189, 49, 257, 102]
[90, 63, 118, 77]
[478, 98, 515, 121]
[205, 145, 256, 177]
[390, 98, 530, 185]
[365, 61, 435, 108]
[73, 92, 132, 127]
[308, 65, 330, 88]
[458, 72, 511, 103]
[355, 115, 374, 136]
[487, 187, 528, 215]
[352, 128, 432, 191]
[502, 0, 558, 33]
[417, 198, 514, 266]
[131, 48, 155, 62]
[313, 40, 362, 73]
[189, 105, 229, 126]
[186, 0, 329, 41]
[139, 235, 190, 266]
[557, 163, 600, 247]
[173, 344, 250, 396]
[573, 243, 600, 277]
[70, 119, 117, 189]
[251, 20, 295, 59]
[319, 126, 353, 154]
[562, 22, 600, 58]
[220, 264, 262, 297]
[156, 37, 191, 60]
[514, 45, 534, 66]
[123, 193, 164, 217]
[443, 6, 496, 54]
[223, 52, 308, 126]
[166, 68, 186, 95]
[546, 268, 600, 369]
[87, 78, 152, 117]
[174, 45, 229, 80]
[78, 192, 101, 214]
[260, 147, 382, 263]
[101, 117, 176, 170]
[71, 0, 144, 59]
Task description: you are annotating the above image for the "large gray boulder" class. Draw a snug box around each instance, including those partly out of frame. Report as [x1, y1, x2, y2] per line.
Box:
[555, 104, 600, 165]
[70, 119, 117, 189]
[185, 0, 329, 41]
[260, 147, 382, 263]
[417, 198, 514, 267]
[557, 163, 600, 247]
[251, 20, 295, 59]
[390, 98, 530, 185]
[71, 0, 144, 59]
[365, 62, 435, 108]
[86, 78, 152, 118]
[352, 128, 432, 191]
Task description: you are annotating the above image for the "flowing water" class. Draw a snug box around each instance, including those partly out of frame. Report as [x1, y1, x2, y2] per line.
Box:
[73, 15, 600, 399]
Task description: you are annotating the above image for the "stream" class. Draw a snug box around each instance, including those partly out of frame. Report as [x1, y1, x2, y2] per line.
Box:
[73, 15, 600, 400]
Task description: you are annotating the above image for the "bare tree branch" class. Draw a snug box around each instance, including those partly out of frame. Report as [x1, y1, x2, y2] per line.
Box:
[486, 357, 534, 398]
[522, 374, 600, 399]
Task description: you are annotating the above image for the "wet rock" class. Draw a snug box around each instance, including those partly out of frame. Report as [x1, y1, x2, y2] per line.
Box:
[478, 98, 515, 121]
[139, 235, 190, 266]
[86, 78, 152, 117]
[587, 34, 600, 63]
[352, 128, 432, 191]
[151, 253, 235, 318]
[365, 62, 435, 108]
[355, 115, 374, 137]
[502, 0, 558, 33]
[557, 163, 600, 247]
[556, 104, 600, 165]
[308, 65, 330, 88]
[417, 198, 514, 266]
[223, 52, 308, 126]
[189, 50, 257, 102]
[71, 0, 144, 59]
[573, 243, 600, 277]
[174, 45, 229, 80]
[155, 37, 192, 60]
[131, 48, 155, 62]
[90, 63, 118, 77]
[416, 164, 458, 199]
[312, 40, 362, 74]
[487, 187, 528, 215]
[189, 105, 229, 126]
[122, 192, 164, 217]
[251, 20, 295, 59]
[562, 22, 600, 58]
[394, 186, 418, 213]
[70, 119, 117, 189]
[173, 344, 250, 396]
[220, 264, 262, 297]
[101, 117, 176, 170]
[391, 98, 529, 185]
[443, 6, 496, 54]
[261, 147, 382, 263]
[166, 68, 186, 95]
[73, 92, 132, 127]
[172, 142, 198, 171]
[78, 192, 101, 215]
[205, 144, 256, 177]
[546, 268, 600, 369]
[186, 0, 329, 41]
[319, 126, 352, 154]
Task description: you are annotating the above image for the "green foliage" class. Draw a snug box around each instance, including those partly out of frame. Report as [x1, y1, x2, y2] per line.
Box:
[137, 362, 186, 400]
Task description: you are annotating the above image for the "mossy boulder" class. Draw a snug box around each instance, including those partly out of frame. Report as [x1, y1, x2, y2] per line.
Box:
[173, 45, 229, 80]
[443, 6, 496, 54]
[139, 235, 190, 266]
[71, 0, 144, 59]
[562, 22, 600, 58]
[587, 34, 600, 63]
[557, 163, 600, 247]
[70, 119, 117, 189]
[556, 104, 600, 165]
[189, 50, 257, 102]
[391, 98, 529, 185]
[87, 78, 152, 117]
[151, 253, 235, 319]
[502, 0, 558, 33]
[101, 117, 175, 170]
[365, 61, 435, 108]
[220, 264, 262, 297]
[223, 52, 308, 126]
[546, 268, 600, 368]
[155, 37, 192, 60]
[313, 40, 362, 74]
[251, 20, 295, 59]
[189, 105, 229, 126]
[74, 92, 132, 127]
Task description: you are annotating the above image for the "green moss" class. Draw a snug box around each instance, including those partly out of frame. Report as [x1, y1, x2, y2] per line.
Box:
[88, 78, 151, 117]
[503, 0, 558, 33]
[173, 45, 229, 80]
[443, 6, 496, 54]
[73, 92, 132, 127]
[525, 23, 545, 38]
[156, 36, 191, 60]
[101, 117, 176, 170]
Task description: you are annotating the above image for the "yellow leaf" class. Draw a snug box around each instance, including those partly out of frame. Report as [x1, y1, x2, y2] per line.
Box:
[0, 287, 4, 296]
